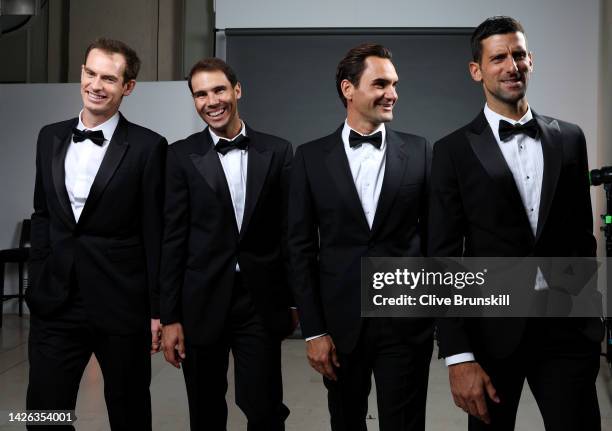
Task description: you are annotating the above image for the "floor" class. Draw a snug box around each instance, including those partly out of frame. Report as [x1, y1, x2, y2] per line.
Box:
[0, 314, 611, 430]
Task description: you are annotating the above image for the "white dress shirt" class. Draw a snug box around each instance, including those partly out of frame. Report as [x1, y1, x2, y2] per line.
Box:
[305, 121, 387, 342]
[64, 111, 119, 221]
[209, 122, 248, 272]
[445, 104, 547, 367]
[342, 120, 387, 229]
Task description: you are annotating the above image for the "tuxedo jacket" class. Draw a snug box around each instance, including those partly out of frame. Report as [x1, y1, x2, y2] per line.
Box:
[26, 114, 167, 334]
[288, 125, 434, 354]
[159, 125, 294, 345]
[428, 110, 603, 359]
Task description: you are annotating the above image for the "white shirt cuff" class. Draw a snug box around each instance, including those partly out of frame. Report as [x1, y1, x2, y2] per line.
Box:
[445, 352, 475, 366]
[305, 333, 327, 342]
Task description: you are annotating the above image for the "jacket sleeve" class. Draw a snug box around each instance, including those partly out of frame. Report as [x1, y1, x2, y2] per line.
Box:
[159, 145, 189, 325]
[142, 136, 168, 319]
[287, 146, 327, 337]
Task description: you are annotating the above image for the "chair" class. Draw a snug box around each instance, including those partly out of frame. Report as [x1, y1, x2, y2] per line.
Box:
[0, 219, 30, 328]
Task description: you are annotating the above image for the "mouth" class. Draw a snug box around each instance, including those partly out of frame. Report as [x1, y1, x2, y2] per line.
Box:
[86, 91, 107, 103]
[501, 75, 524, 89]
[205, 106, 227, 121]
[377, 102, 394, 112]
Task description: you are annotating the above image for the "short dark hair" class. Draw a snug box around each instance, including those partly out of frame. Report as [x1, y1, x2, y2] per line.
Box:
[187, 58, 239, 94]
[84, 38, 141, 82]
[336, 43, 393, 107]
[471, 16, 526, 63]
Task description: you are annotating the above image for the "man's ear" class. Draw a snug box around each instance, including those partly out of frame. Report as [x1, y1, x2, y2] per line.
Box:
[341, 79, 354, 103]
[234, 82, 242, 100]
[469, 61, 482, 82]
[123, 79, 136, 96]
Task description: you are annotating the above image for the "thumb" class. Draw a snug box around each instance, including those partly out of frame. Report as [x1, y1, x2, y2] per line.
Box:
[485, 378, 500, 403]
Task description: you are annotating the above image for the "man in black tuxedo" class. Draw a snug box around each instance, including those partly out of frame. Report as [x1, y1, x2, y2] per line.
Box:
[429, 16, 603, 430]
[160, 58, 296, 431]
[288, 43, 433, 431]
[25, 39, 166, 430]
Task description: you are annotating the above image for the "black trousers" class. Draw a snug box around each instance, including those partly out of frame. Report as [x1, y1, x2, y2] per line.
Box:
[469, 320, 601, 431]
[182, 274, 289, 431]
[26, 290, 152, 431]
[324, 318, 433, 431]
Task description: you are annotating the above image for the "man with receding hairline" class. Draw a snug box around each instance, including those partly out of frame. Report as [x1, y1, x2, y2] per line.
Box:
[26, 38, 166, 430]
[288, 43, 433, 431]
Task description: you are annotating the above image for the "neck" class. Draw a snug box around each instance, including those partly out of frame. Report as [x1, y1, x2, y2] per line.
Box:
[346, 114, 381, 135]
[211, 118, 242, 140]
[486, 98, 529, 121]
[81, 110, 116, 129]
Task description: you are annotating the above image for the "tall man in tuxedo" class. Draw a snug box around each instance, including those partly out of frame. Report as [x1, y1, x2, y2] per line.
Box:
[160, 58, 296, 431]
[288, 43, 433, 431]
[429, 16, 603, 430]
[26, 38, 166, 430]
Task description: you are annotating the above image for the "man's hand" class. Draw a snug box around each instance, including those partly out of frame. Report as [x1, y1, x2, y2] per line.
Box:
[161, 322, 186, 368]
[449, 362, 500, 424]
[150, 318, 162, 354]
[306, 335, 340, 381]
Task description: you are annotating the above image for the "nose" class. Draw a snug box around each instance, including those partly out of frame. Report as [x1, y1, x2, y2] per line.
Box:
[506, 56, 519, 72]
[91, 76, 103, 90]
[385, 85, 398, 101]
[207, 93, 219, 107]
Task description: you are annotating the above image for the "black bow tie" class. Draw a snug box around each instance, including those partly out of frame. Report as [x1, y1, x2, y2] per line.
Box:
[348, 130, 383, 149]
[498, 119, 539, 142]
[72, 128, 105, 146]
[215, 134, 249, 155]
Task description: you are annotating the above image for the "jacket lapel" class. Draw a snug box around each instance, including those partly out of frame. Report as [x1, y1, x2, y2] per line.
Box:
[51, 121, 77, 228]
[240, 126, 272, 239]
[189, 130, 239, 235]
[370, 129, 408, 236]
[534, 111, 562, 241]
[78, 114, 129, 223]
[324, 126, 370, 232]
[467, 111, 532, 234]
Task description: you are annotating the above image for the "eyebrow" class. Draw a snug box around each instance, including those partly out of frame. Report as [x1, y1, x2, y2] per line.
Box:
[371, 78, 398, 86]
[84, 67, 119, 81]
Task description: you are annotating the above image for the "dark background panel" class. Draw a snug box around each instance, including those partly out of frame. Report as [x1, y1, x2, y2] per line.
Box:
[224, 28, 484, 146]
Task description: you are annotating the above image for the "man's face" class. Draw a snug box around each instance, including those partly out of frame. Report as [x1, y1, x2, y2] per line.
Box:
[191, 70, 242, 138]
[469, 32, 533, 109]
[80, 48, 134, 125]
[343, 56, 398, 130]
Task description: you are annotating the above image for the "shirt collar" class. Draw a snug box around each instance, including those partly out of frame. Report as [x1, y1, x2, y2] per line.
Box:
[483, 103, 534, 143]
[208, 121, 247, 146]
[77, 110, 120, 144]
[341, 120, 386, 150]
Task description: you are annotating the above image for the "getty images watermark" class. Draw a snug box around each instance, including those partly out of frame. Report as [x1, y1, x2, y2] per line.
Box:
[361, 257, 609, 318]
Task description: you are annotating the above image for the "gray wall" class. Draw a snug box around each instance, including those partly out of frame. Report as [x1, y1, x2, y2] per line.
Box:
[217, 0, 610, 254]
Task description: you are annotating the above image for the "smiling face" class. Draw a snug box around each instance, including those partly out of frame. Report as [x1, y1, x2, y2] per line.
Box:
[80, 48, 135, 127]
[469, 31, 533, 118]
[190, 69, 242, 139]
[342, 56, 398, 134]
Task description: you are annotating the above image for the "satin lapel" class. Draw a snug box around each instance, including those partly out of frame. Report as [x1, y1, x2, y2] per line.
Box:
[370, 129, 408, 237]
[189, 131, 239, 234]
[535, 112, 562, 241]
[51, 126, 77, 227]
[78, 115, 128, 223]
[240, 130, 272, 240]
[324, 127, 370, 232]
[467, 112, 527, 218]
